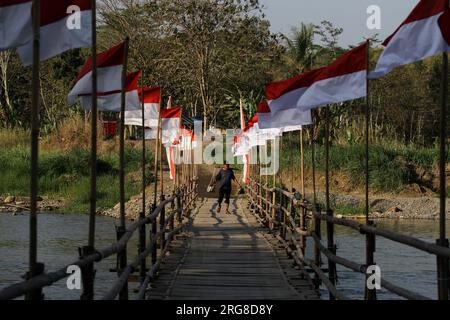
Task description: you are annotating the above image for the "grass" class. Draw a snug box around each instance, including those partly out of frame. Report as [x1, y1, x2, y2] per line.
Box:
[0, 144, 153, 213]
[280, 141, 447, 193]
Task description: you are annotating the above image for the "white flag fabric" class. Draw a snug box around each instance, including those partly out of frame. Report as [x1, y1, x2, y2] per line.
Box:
[370, 0, 450, 79]
[0, 0, 32, 51]
[297, 43, 368, 110]
[68, 42, 125, 105]
[79, 71, 142, 112]
[145, 128, 158, 140]
[17, 0, 92, 66]
[125, 87, 160, 128]
[257, 100, 311, 132]
[161, 107, 181, 147]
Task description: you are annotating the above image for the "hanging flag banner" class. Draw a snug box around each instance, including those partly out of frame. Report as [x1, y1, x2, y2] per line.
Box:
[370, 0, 450, 79]
[161, 107, 182, 146]
[17, 0, 92, 66]
[297, 43, 368, 110]
[0, 0, 32, 51]
[165, 146, 176, 180]
[68, 42, 125, 105]
[125, 86, 161, 128]
[79, 70, 142, 112]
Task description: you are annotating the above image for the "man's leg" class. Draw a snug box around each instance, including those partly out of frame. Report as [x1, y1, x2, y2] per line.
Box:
[217, 189, 224, 213]
[225, 190, 231, 214]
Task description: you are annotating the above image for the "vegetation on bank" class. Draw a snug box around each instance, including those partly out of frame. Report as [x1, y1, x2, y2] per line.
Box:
[0, 126, 154, 214]
[279, 141, 449, 195]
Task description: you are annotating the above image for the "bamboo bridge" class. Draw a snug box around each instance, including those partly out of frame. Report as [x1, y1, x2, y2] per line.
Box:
[1, 164, 450, 301]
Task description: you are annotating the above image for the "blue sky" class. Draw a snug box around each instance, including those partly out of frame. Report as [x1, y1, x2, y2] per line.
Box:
[260, 0, 419, 47]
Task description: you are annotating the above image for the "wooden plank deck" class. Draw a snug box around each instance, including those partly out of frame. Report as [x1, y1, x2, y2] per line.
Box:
[163, 198, 318, 300]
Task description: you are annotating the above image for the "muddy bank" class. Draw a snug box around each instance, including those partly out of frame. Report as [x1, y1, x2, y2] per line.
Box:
[0, 195, 64, 214]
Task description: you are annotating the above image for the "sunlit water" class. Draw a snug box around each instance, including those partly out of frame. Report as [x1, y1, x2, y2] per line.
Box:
[0, 212, 448, 300]
[0, 212, 141, 300]
[307, 219, 450, 300]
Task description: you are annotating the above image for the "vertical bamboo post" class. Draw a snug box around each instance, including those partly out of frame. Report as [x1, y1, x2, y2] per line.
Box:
[27, 0, 44, 301]
[364, 40, 377, 300]
[289, 131, 293, 192]
[80, 0, 98, 300]
[117, 37, 130, 300]
[437, 51, 449, 300]
[139, 73, 147, 284]
[325, 105, 337, 300]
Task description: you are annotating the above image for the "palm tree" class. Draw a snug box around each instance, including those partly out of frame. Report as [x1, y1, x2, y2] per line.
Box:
[281, 23, 318, 74]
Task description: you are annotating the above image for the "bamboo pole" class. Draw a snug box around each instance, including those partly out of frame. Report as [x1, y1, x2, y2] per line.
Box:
[139, 72, 146, 284]
[153, 96, 161, 206]
[325, 105, 337, 300]
[300, 128, 305, 199]
[27, 0, 41, 301]
[437, 51, 449, 300]
[117, 36, 130, 300]
[311, 112, 317, 207]
[289, 131, 293, 191]
[364, 39, 377, 301]
[119, 37, 130, 228]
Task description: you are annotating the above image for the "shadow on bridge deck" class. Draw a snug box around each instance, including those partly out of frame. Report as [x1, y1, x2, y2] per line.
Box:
[157, 198, 319, 300]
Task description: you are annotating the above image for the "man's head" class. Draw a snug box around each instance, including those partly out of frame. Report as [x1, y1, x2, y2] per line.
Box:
[223, 163, 230, 171]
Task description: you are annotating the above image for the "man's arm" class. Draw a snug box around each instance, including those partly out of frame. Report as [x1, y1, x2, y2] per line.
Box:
[215, 170, 222, 183]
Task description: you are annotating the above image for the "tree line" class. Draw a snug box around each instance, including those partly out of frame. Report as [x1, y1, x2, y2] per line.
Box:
[0, 0, 448, 146]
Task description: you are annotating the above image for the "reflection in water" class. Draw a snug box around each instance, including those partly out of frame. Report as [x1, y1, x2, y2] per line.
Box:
[0, 213, 448, 300]
[0, 212, 140, 300]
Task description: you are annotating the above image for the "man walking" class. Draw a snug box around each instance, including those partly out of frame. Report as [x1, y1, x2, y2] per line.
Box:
[212, 163, 239, 214]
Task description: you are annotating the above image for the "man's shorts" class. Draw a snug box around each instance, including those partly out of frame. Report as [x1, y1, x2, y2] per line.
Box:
[218, 188, 232, 205]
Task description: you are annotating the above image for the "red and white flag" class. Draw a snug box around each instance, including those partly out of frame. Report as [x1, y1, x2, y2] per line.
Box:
[257, 99, 311, 132]
[297, 43, 368, 110]
[79, 70, 141, 112]
[370, 0, 450, 79]
[161, 107, 181, 146]
[68, 42, 125, 105]
[17, 0, 92, 66]
[0, 0, 32, 50]
[125, 86, 161, 128]
[265, 67, 325, 112]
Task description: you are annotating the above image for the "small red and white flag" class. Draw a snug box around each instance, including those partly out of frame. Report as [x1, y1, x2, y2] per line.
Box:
[125, 86, 161, 128]
[370, 0, 450, 79]
[0, 0, 32, 50]
[297, 43, 368, 110]
[79, 70, 142, 112]
[257, 99, 311, 132]
[17, 0, 92, 66]
[161, 107, 182, 147]
[68, 42, 125, 105]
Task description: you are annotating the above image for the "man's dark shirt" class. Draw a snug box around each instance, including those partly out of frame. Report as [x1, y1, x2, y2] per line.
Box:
[215, 169, 236, 191]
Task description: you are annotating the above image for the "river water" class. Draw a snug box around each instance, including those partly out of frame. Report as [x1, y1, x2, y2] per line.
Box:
[0, 212, 448, 300]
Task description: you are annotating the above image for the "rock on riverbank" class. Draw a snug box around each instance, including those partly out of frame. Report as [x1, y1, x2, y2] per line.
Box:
[311, 191, 450, 220]
[0, 195, 64, 214]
